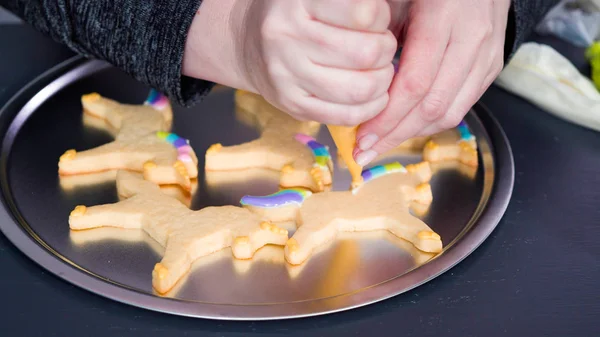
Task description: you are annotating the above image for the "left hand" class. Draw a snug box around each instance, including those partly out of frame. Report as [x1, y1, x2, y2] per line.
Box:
[354, 0, 512, 166]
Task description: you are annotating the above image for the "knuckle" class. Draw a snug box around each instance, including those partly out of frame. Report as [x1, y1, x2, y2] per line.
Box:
[260, 17, 284, 42]
[351, 74, 378, 103]
[351, 94, 388, 124]
[439, 115, 462, 130]
[419, 91, 448, 122]
[397, 74, 431, 99]
[375, 135, 404, 152]
[382, 31, 398, 57]
[343, 112, 364, 126]
[476, 22, 494, 41]
[492, 58, 504, 75]
[382, 63, 395, 86]
[353, 38, 382, 68]
[295, 97, 334, 123]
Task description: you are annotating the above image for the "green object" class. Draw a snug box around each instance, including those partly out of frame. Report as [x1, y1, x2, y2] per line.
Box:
[586, 42, 600, 91]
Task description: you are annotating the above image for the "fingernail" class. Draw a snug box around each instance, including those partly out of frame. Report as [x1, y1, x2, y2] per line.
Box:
[357, 133, 379, 151]
[355, 150, 377, 167]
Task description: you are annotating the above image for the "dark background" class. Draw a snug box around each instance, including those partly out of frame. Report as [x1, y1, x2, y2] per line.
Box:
[1, 23, 599, 337]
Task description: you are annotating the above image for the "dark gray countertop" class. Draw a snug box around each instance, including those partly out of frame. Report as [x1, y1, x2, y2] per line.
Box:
[1, 24, 599, 337]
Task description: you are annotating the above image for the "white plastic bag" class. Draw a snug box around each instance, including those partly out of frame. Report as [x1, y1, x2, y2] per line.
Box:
[535, 0, 600, 47]
[495, 42, 600, 132]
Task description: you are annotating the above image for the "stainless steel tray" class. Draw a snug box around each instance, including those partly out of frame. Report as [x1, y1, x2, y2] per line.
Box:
[0, 57, 514, 320]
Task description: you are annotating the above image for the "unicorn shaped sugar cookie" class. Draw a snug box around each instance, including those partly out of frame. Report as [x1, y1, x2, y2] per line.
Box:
[58, 90, 199, 191]
[68, 170, 288, 294]
[241, 161, 443, 265]
[205, 90, 333, 192]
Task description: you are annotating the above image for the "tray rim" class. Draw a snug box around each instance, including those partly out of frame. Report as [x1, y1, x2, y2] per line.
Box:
[0, 56, 515, 320]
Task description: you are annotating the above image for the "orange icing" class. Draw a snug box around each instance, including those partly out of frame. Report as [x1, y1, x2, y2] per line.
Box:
[326, 125, 363, 187]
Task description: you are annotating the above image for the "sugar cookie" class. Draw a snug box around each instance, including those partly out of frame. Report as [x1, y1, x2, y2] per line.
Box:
[422, 121, 478, 167]
[58, 90, 199, 191]
[69, 170, 288, 294]
[205, 90, 332, 192]
[285, 161, 440, 265]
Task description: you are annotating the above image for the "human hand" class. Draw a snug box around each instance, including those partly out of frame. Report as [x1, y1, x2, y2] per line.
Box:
[353, 0, 512, 166]
[236, 0, 398, 125]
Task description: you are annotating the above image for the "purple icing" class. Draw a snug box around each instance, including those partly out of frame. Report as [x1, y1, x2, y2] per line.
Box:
[173, 138, 188, 148]
[307, 140, 322, 150]
[241, 192, 304, 208]
[361, 170, 373, 181]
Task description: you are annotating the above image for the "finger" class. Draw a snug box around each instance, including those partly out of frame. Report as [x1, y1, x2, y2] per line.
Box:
[420, 0, 510, 137]
[302, 0, 391, 32]
[372, 15, 490, 143]
[417, 57, 490, 138]
[406, 34, 483, 123]
[303, 21, 397, 70]
[355, 2, 451, 146]
[294, 62, 395, 104]
[363, 39, 484, 155]
[356, 36, 485, 158]
[296, 92, 389, 125]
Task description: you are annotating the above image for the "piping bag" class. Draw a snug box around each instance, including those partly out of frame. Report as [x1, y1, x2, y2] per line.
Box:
[326, 125, 364, 189]
[326, 59, 400, 189]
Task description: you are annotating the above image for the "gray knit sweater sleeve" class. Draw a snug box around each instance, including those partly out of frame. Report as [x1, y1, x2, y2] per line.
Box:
[1, 0, 213, 107]
[505, 0, 561, 59]
[1, 0, 559, 107]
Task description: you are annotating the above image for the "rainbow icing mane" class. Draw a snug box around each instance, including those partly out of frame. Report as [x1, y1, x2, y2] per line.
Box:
[240, 188, 312, 208]
[294, 134, 332, 170]
[156, 132, 193, 163]
[360, 162, 407, 184]
[457, 120, 475, 142]
[145, 89, 169, 110]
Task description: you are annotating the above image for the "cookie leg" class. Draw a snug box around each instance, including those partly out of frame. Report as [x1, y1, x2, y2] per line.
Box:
[284, 224, 339, 265]
[58, 141, 129, 175]
[143, 160, 193, 192]
[115, 170, 162, 199]
[68, 199, 148, 231]
[152, 230, 239, 293]
[279, 165, 332, 192]
[385, 214, 443, 253]
[204, 140, 271, 171]
[406, 161, 433, 184]
[231, 222, 288, 259]
[402, 183, 433, 205]
[458, 141, 479, 167]
[152, 242, 193, 294]
[60, 141, 196, 191]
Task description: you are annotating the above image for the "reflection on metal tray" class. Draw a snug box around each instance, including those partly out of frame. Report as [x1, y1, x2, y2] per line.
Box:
[0, 57, 514, 320]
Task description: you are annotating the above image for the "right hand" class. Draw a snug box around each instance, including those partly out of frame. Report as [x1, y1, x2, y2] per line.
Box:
[237, 0, 397, 125]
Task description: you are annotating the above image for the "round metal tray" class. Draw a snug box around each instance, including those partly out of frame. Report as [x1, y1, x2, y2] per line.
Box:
[0, 57, 514, 320]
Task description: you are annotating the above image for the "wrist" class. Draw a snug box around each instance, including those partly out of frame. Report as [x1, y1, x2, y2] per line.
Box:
[182, 0, 254, 91]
